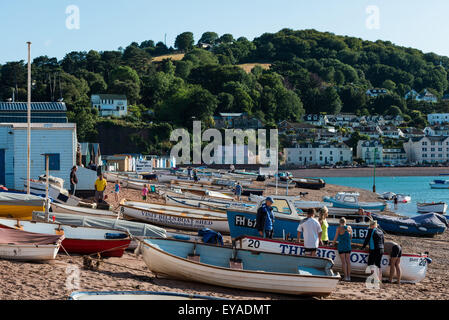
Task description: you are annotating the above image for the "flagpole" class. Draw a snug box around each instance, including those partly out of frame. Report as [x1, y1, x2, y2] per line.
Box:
[27, 42, 31, 195]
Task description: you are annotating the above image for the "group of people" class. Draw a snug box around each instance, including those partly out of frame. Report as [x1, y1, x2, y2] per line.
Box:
[255, 197, 403, 285]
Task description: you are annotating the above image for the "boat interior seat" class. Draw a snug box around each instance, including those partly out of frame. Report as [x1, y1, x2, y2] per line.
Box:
[187, 253, 200, 262]
[229, 258, 243, 270]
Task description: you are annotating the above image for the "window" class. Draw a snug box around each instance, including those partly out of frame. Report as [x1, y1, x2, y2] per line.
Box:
[423, 154, 427, 158]
[330, 157, 333, 161]
[271, 199, 291, 215]
[44, 154, 60, 171]
[422, 148, 427, 151]
[310, 157, 312, 161]
[431, 148, 435, 152]
[439, 148, 443, 152]
[431, 142, 435, 146]
[299, 157, 302, 161]
[439, 154, 443, 158]
[422, 142, 427, 145]
[431, 154, 435, 158]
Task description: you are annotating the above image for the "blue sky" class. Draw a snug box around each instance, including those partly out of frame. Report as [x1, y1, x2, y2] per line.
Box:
[1, 0, 449, 64]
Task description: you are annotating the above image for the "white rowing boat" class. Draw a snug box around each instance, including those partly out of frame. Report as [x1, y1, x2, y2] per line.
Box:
[119, 200, 229, 233]
[50, 202, 118, 218]
[137, 238, 340, 296]
[0, 227, 64, 261]
[417, 202, 447, 214]
[236, 236, 430, 283]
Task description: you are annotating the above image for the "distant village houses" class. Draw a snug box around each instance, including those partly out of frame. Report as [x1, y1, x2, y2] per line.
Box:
[213, 113, 263, 129]
[284, 142, 352, 166]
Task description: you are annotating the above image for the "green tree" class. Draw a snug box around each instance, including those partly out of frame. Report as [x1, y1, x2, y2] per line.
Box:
[175, 32, 194, 52]
[198, 32, 219, 45]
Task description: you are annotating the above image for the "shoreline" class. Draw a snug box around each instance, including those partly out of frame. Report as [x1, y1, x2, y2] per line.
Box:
[290, 166, 449, 178]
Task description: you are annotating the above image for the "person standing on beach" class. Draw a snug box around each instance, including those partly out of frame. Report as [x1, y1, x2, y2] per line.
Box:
[114, 180, 121, 202]
[94, 174, 107, 204]
[256, 197, 275, 239]
[193, 169, 198, 183]
[142, 184, 149, 201]
[318, 207, 329, 245]
[362, 221, 385, 285]
[187, 167, 192, 179]
[384, 240, 402, 284]
[331, 217, 352, 281]
[235, 182, 242, 201]
[297, 209, 322, 257]
[393, 195, 398, 210]
[69, 166, 78, 196]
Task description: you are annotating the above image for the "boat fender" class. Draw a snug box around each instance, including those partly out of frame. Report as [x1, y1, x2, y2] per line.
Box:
[55, 226, 64, 236]
[105, 233, 127, 240]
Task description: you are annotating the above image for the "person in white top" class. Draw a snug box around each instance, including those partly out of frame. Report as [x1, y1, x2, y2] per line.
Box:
[297, 209, 323, 257]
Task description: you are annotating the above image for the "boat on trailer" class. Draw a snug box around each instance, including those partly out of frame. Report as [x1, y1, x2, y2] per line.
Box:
[137, 238, 340, 296]
[235, 236, 430, 283]
[0, 219, 131, 257]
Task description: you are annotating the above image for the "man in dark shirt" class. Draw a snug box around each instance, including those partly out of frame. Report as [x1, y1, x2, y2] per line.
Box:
[362, 220, 385, 285]
[70, 166, 78, 196]
[256, 197, 274, 239]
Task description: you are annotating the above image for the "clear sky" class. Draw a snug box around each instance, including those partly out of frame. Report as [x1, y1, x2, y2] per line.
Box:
[1, 0, 449, 64]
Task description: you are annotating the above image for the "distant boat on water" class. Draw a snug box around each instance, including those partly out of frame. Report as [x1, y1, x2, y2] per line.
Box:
[430, 180, 449, 189]
[323, 192, 386, 211]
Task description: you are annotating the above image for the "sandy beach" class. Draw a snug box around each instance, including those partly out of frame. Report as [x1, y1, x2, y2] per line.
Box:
[0, 181, 447, 300]
[290, 166, 449, 177]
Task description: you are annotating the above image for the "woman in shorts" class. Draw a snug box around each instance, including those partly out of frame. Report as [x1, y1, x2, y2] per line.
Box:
[331, 217, 352, 281]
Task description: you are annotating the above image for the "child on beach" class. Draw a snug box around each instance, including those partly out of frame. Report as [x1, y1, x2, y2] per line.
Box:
[114, 180, 120, 202]
[318, 207, 329, 245]
[142, 184, 149, 201]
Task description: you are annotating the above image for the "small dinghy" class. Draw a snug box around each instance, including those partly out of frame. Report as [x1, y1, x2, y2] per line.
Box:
[0, 219, 131, 257]
[417, 202, 447, 214]
[371, 212, 448, 237]
[430, 180, 449, 189]
[0, 228, 63, 261]
[0, 192, 45, 220]
[323, 192, 386, 211]
[69, 291, 224, 300]
[137, 238, 340, 296]
[293, 178, 326, 190]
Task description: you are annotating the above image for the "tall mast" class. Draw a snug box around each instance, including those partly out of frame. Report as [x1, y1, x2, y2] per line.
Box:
[27, 42, 32, 195]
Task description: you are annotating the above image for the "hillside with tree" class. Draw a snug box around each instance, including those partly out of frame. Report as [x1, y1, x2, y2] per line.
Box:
[1, 28, 449, 154]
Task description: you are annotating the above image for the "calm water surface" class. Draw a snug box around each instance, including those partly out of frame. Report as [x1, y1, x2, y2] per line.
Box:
[319, 176, 448, 217]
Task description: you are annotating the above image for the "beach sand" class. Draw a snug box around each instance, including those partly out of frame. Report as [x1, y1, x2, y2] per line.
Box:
[0, 181, 447, 300]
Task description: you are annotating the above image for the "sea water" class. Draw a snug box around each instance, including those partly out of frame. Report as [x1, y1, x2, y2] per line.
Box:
[320, 176, 448, 217]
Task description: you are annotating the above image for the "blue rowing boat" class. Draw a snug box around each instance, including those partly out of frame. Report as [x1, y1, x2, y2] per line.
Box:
[323, 192, 386, 211]
[226, 197, 370, 244]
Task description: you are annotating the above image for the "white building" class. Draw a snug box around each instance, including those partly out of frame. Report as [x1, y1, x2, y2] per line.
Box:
[404, 136, 449, 164]
[424, 125, 449, 137]
[366, 88, 388, 97]
[284, 142, 353, 166]
[0, 123, 77, 190]
[91, 94, 128, 117]
[383, 148, 407, 166]
[380, 126, 405, 139]
[427, 113, 449, 125]
[303, 114, 328, 126]
[356, 140, 383, 165]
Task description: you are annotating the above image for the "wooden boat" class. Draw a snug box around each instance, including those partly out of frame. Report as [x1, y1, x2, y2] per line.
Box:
[25, 175, 80, 206]
[240, 188, 264, 197]
[119, 200, 230, 233]
[227, 197, 371, 244]
[50, 202, 118, 218]
[33, 211, 167, 250]
[430, 180, 449, 189]
[371, 213, 447, 237]
[137, 238, 340, 296]
[0, 219, 131, 257]
[293, 178, 326, 190]
[417, 202, 447, 214]
[164, 194, 255, 211]
[0, 192, 45, 220]
[69, 291, 225, 300]
[236, 236, 430, 283]
[323, 192, 386, 211]
[0, 228, 64, 261]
